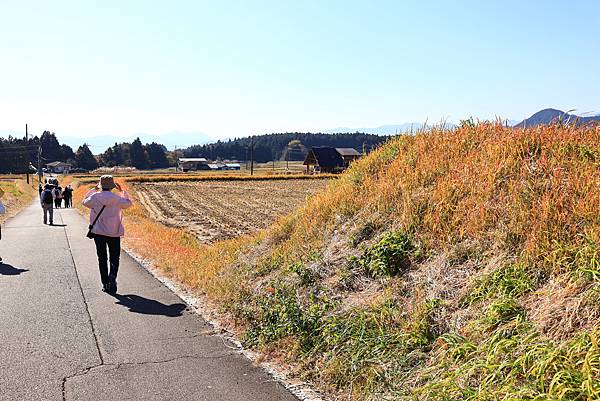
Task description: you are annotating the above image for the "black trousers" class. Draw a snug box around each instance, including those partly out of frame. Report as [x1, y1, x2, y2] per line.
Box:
[93, 235, 121, 285]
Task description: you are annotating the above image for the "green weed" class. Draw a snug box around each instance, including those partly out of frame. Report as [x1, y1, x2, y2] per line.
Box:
[466, 263, 534, 305]
[352, 231, 417, 278]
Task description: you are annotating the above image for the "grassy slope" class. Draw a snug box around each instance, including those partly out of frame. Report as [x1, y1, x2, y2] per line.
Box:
[0, 176, 37, 224]
[74, 124, 600, 400]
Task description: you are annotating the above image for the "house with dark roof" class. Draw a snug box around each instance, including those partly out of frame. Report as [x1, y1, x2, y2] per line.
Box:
[303, 147, 362, 174]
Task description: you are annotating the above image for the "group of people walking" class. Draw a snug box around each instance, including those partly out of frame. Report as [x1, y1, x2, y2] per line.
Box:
[39, 178, 74, 225]
[39, 175, 132, 293]
[39, 178, 73, 210]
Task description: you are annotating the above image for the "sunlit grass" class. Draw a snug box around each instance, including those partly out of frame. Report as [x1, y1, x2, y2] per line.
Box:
[72, 122, 600, 400]
[0, 176, 37, 223]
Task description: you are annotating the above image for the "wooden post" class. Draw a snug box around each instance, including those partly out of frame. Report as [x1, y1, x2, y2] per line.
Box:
[38, 145, 42, 184]
[250, 136, 254, 176]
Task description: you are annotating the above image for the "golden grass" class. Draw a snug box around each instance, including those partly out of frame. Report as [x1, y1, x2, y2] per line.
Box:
[71, 123, 600, 400]
[0, 175, 38, 224]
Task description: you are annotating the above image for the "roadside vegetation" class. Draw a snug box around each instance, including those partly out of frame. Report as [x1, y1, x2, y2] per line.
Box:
[0, 176, 38, 223]
[73, 122, 600, 400]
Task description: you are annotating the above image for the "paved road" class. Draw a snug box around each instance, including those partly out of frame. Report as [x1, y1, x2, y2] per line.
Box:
[0, 202, 298, 401]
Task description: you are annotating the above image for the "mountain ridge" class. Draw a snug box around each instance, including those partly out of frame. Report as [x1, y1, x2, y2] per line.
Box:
[515, 108, 600, 128]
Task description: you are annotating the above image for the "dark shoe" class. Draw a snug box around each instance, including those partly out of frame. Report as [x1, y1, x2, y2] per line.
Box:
[102, 283, 110, 293]
[107, 276, 117, 294]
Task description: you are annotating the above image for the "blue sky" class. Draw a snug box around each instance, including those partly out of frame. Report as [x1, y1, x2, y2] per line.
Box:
[1, 0, 599, 141]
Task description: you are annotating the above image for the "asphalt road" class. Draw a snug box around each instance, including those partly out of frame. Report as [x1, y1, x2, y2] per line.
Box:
[0, 202, 298, 401]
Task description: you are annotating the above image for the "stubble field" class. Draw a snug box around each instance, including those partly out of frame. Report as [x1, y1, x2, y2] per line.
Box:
[132, 179, 329, 243]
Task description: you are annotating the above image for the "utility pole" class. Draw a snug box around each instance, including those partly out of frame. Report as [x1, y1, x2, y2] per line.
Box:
[38, 144, 42, 184]
[250, 136, 254, 176]
[25, 124, 29, 184]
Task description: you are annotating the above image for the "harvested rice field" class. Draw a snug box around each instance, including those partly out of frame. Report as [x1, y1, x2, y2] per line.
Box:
[132, 179, 329, 243]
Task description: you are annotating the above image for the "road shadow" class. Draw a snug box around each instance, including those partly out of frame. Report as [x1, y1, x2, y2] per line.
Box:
[48, 224, 67, 227]
[0, 263, 29, 276]
[112, 294, 186, 317]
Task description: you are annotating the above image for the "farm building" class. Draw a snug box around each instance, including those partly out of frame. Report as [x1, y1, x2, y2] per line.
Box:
[178, 158, 209, 172]
[46, 161, 72, 174]
[303, 147, 362, 174]
[336, 148, 362, 167]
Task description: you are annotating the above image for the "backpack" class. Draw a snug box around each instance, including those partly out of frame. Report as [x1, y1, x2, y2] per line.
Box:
[42, 189, 53, 204]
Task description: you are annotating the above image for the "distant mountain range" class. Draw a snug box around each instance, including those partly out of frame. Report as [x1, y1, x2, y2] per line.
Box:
[4, 109, 598, 155]
[515, 109, 600, 128]
[325, 123, 456, 135]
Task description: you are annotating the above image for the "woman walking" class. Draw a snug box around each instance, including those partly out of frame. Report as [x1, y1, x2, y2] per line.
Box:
[83, 175, 132, 293]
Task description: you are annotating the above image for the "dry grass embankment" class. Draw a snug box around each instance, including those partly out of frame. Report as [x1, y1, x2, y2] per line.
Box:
[74, 123, 600, 400]
[0, 176, 38, 224]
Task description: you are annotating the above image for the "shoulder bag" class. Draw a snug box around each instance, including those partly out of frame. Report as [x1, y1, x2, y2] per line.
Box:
[86, 205, 106, 239]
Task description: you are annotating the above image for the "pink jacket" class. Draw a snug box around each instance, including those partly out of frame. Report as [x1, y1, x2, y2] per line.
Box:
[82, 189, 132, 237]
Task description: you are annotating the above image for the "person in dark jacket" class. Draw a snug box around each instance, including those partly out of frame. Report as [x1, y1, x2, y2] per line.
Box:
[53, 186, 63, 208]
[63, 185, 73, 208]
[40, 184, 54, 225]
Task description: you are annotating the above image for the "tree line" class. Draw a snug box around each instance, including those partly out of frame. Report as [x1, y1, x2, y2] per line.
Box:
[183, 132, 389, 163]
[0, 131, 98, 173]
[1, 131, 389, 173]
[98, 139, 171, 169]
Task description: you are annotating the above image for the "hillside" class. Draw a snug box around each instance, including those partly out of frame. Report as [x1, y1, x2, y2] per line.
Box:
[515, 108, 600, 128]
[94, 122, 600, 400]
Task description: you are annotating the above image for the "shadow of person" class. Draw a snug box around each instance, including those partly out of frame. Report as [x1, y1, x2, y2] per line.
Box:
[48, 224, 67, 227]
[0, 263, 29, 276]
[112, 294, 186, 317]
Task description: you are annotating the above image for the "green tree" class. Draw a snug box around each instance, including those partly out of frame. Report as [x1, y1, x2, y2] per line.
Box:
[75, 144, 98, 171]
[129, 138, 149, 169]
[145, 142, 169, 169]
[40, 131, 74, 162]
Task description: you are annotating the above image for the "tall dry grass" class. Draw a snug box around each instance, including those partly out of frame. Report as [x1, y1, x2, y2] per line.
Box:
[73, 123, 600, 400]
[0, 176, 38, 223]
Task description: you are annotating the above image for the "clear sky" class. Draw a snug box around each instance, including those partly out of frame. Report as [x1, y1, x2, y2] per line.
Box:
[1, 0, 599, 140]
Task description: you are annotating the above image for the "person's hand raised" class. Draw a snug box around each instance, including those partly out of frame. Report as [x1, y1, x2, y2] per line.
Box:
[115, 182, 123, 192]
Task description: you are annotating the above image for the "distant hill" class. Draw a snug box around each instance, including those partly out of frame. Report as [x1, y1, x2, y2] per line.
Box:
[515, 108, 600, 128]
[184, 132, 389, 163]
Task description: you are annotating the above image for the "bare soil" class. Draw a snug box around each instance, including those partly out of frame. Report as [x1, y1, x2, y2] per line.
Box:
[133, 179, 329, 243]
